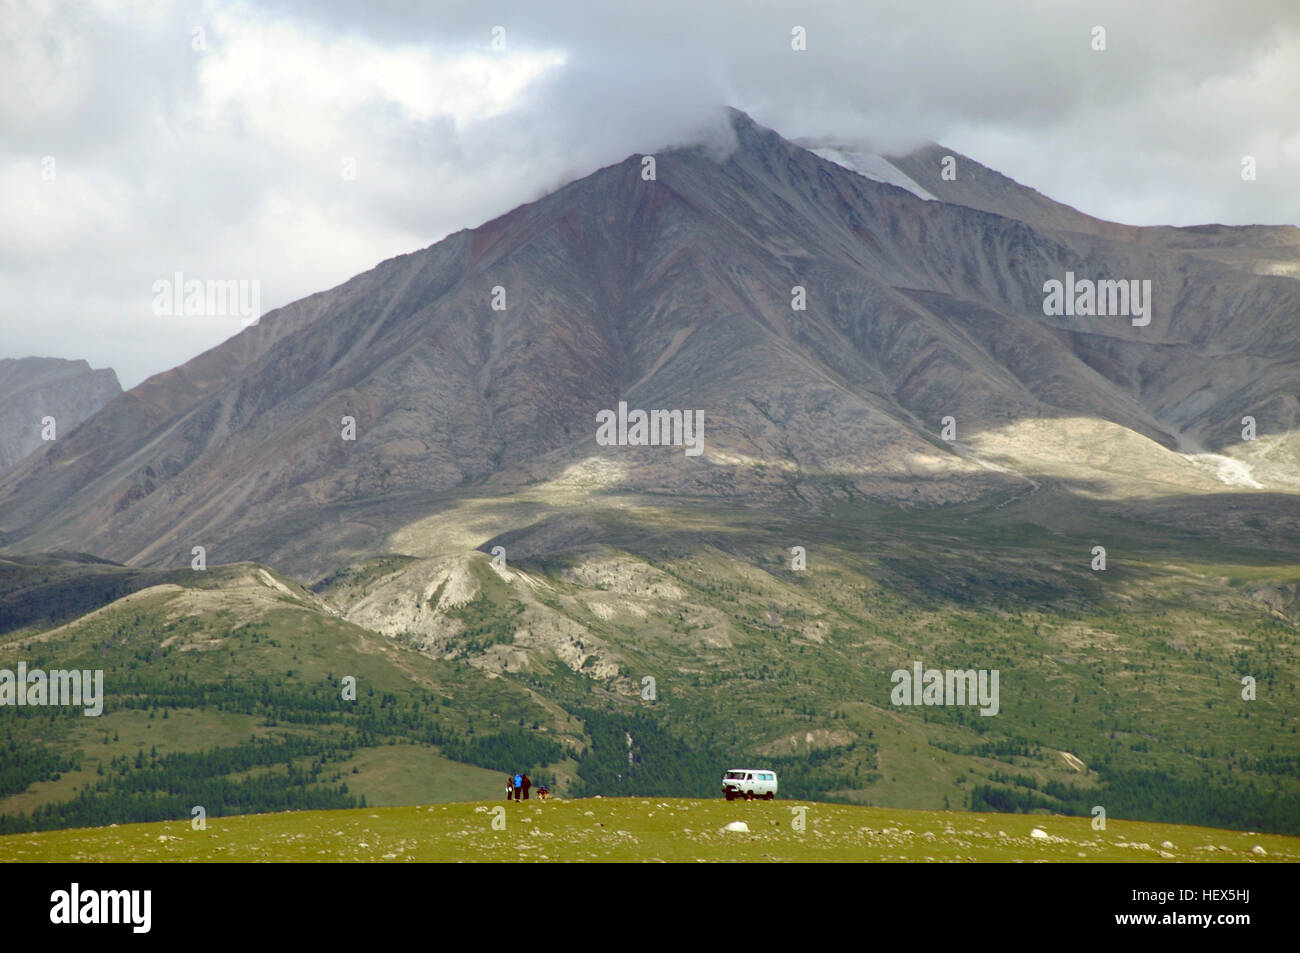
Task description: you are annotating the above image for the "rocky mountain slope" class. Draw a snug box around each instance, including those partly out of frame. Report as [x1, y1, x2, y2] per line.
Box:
[0, 358, 120, 471]
[0, 110, 1295, 575]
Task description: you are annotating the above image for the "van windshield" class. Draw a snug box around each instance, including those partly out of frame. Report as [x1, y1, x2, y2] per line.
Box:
[725, 771, 745, 780]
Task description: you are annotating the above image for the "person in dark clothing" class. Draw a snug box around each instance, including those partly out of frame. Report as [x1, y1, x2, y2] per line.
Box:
[521, 774, 532, 800]
[513, 773, 523, 801]
[506, 776, 514, 801]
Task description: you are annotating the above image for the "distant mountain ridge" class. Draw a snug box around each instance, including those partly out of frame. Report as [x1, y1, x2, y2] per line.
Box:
[0, 357, 121, 471]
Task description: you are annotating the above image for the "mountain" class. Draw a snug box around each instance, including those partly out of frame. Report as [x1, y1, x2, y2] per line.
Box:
[0, 110, 1296, 576]
[2, 110, 1298, 836]
[0, 358, 120, 471]
[884, 141, 1300, 279]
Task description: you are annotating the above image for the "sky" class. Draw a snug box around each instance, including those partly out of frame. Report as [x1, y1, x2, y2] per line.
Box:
[3, 0, 1298, 390]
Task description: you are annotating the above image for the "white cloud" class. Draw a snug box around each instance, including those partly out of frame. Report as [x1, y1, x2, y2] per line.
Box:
[196, 5, 565, 132]
[1, 0, 1296, 389]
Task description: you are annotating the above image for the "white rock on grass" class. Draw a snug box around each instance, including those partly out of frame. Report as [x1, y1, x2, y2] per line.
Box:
[1161, 840, 1174, 849]
[1030, 828, 1049, 839]
[1252, 845, 1267, 856]
[722, 821, 750, 833]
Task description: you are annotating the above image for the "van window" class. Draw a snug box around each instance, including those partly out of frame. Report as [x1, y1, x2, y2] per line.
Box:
[725, 771, 745, 780]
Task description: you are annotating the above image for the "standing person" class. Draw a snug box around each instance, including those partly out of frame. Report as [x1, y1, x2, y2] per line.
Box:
[513, 772, 523, 801]
[506, 775, 514, 801]
[521, 773, 532, 800]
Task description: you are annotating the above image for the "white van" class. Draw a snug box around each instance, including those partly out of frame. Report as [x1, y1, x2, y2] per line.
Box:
[722, 768, 778, 800]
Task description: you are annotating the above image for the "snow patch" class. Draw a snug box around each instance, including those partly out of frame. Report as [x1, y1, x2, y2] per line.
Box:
[807, 145, 937, 201]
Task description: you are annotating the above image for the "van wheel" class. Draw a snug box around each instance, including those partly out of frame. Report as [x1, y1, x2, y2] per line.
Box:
[744, 791, 753, 801]
[725, 790, 734, 801]
[765, 793, 775, 800]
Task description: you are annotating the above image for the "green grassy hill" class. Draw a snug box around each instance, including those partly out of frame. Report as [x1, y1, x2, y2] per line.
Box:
[0, 560, 570, 833]
[2, 797, 1295, 863]
[2, 494, 1298, 839]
